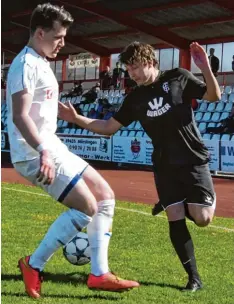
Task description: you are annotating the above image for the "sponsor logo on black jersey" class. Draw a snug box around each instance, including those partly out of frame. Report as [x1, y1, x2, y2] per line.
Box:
[147, 97, 171, 117]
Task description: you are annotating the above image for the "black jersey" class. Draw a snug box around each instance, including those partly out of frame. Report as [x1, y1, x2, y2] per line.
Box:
[113, 68, 210, 165]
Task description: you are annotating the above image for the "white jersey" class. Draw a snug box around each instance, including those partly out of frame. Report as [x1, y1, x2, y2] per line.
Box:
[7, 46, 60, 163]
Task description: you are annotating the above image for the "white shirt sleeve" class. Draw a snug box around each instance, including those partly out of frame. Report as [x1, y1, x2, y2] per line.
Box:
[10, 62, 37, 96]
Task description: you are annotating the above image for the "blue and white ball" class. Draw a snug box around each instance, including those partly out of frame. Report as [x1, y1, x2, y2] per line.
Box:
[63, 232, 91, 266]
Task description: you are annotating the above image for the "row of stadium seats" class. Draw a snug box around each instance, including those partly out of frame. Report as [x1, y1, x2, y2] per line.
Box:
[60, 127, 234, 140]
[60, 95, 125, 105]
[220, 85, 234, 95]
[195, 111, 229, 122]
[195, 101, 233, 112]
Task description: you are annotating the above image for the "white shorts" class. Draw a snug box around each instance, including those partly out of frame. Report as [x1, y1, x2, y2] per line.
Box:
[14, 148, 88, 202]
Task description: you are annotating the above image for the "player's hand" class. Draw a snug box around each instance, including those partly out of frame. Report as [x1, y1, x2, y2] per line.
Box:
[58, 101, 77, 123]
[37, 150, 55, 185]
[190, 42, 210, 71]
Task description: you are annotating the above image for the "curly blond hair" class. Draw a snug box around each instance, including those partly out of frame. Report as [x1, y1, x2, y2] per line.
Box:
[119, 42, 158, 67]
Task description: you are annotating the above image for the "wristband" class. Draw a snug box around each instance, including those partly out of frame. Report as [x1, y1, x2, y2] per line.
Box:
[36, 143, 48, 153]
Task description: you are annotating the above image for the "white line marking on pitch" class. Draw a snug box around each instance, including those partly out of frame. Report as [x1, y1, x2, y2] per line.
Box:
[2, 186, 234, 232]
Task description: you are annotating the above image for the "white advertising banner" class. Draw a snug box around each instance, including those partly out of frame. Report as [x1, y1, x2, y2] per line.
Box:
[112, 136, 153, 165]
[68, 53, 99, 69]
[203, 139, 220, 171]
[58, 135, 111, 162]
[220, 140, 234, 173]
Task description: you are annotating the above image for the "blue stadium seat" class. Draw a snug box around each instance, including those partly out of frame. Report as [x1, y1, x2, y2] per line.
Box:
[71, 96, 77, 104]
[224, 86, 232, 94]
[121, 130, 129, 136]
[224, 103, 233, 112]
[229, 93, 234, 102]
[143, 132, 150, 138]
[62, 121, 68, 128]
[114, 130, 121, 136]
[211, 134, 221, 140]
[202, 112, 212, 122]
[69, 128, 76, 135]
[220, 112, 229, 121]
[60, 96, 67, 103]
[211, 112, 220, 122]
[128, 131, 136, 137]
[195, 112, 203, 122]
[82, 129, 89, 135]
[221, 93, 228, 102]
[198, 102, 207, 112]
[76, 129, 82, 135]
[198, 122, 207, 133]
[207, 122, 216, 128]
[230, 135, 234, 141]
[57, 120, 63, 128]
[127, 122, 136, 130]
[136, 131, 144, 137]
[83, 104, 90, 111]
[221, 134, 230, 141]
[63, 128, 70, 134]
[134, 121, 142, 130]
[219, 85, 224, 94]
[215, 102, 225, 112]
[202, 133, 211, 140]
[207, 103, 216, 112]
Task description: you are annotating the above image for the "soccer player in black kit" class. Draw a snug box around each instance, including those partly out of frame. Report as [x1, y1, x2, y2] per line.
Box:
[59, 41, 221, 292]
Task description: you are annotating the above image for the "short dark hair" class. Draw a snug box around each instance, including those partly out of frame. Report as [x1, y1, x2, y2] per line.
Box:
[119, 41, 158, 67]
[30, 3, 74, 35]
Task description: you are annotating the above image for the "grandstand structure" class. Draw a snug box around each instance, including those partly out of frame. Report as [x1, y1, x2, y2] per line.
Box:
[1, 0, 234, 174]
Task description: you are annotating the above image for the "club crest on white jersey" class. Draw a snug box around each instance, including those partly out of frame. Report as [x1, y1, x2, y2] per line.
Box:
[147, 97, 171, 117]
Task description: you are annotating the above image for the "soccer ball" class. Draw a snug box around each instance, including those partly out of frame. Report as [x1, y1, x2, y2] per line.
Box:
[63, 231, 91, 266]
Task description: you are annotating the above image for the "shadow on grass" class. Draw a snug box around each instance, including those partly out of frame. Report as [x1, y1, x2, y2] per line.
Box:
[2, 271, 88, 286]
[1, 291, 123, 300]
[139, 280, 182, 291]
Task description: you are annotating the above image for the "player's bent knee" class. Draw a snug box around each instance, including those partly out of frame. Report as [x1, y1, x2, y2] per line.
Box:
[99, 185, 115, 201]
[194, 213, 212, 227]
[98, 199, 115, 218]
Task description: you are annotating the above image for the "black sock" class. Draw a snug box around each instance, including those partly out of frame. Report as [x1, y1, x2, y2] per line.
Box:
[169, 219, 200, 280]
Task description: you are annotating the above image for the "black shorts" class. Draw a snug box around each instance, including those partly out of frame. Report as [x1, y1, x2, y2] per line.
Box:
[153, 163, 215, 209]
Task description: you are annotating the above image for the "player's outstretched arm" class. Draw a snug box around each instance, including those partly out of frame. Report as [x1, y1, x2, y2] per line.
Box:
[58, 101, 122, 135]
[190, 42, 221, 102]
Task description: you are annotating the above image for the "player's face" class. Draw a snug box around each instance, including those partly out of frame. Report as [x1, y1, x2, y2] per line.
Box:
[126, 62, 153, 86]
[40, 21, 67, 58]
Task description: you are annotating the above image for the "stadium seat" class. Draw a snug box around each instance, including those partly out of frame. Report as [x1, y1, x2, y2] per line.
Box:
[195, 112, 203, 122]
[71, 96, 77, 104]
[220, 112, 229, 121]
[83, 104, 90, 111]
[211, 112, 220, 122]
[60, 96, 67, 103]
[57, 120, 63, 128]
[82, 129, 89, 135]
[230, 135, 234, 141]
[229, 93, 234, 102]
[202, 112, 212, 122]
[207, 122, 216, 128]
[143, 132, 150, 138]
[127, 121, 136, 130]
[128, 131, 136, 137]
[63, 128, 70, 134]
[120, 89, 125, 95]
[136, 131, 144, 137]
[202, 133, 211, 140]
[76, 129, 82, 135]
[62, 121, 68, 128]
[69, 128, 76, 134]
[198, 102, 207, 112]
[198, 122, 207, 133]
[114, 130, 121, 136]
[121, 130, 129, 136]
[207, 103, 216, 112]
[221, 134, 230, 141]
[221, 94, 228, 102]
[114, 90, 120, 97]
[224, 103, 233, 112]
[224, 86, 232, 94]
[134, 121, 142, 130]
[215, 102, 225, 112]
[211, 134, 221, 140]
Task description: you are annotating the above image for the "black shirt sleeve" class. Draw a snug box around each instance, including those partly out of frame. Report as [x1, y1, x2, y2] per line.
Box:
[179, 68, 207, 101]
[113, 94, 137, 127]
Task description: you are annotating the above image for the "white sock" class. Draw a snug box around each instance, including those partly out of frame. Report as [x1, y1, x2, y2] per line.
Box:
[29, 209, 92, 271]
[87, 199, 115, 276]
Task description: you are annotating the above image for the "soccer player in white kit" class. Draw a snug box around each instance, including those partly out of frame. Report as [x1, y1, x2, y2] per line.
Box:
[6, 3, 139, 298]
